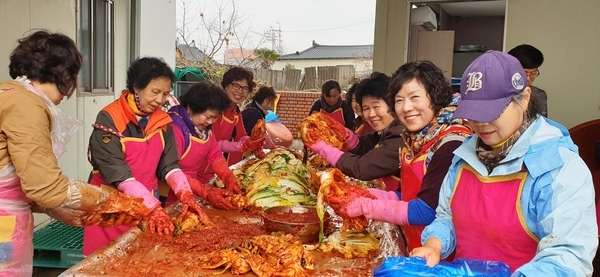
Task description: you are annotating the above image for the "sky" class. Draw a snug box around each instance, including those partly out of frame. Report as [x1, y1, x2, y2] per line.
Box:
[177, 0, 377, 61]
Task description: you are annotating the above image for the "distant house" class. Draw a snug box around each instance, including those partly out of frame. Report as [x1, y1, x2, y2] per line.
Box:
[176, 42, 212, 66]
[273, 40, 373, 76]
[224, 47, 254, 66]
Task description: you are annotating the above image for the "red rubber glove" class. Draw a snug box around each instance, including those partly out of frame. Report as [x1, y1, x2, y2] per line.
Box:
[187, 175, 235, 210]
[146, 205, 174, 235]
[118, 179, 174, 234]
[166, 170, 206, 218]
[211, 157, 242, 194]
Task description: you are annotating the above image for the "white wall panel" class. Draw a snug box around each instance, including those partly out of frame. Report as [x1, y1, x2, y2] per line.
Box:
[139, 0, 176, 68]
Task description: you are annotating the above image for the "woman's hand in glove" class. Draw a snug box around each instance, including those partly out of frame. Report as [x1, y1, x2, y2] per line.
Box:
[146, 205, 174, 235]
[61, 179, 109, 212]
[242, 136, 265, 152]
[177, 190, 210, 221]
[308, 141, 344, 166]
[211, 157, 242, 194]
[188, 175, 235, 210]
[205, 187, 235, 210]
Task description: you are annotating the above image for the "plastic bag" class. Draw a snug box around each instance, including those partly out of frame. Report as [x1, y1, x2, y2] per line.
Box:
[15, 76, 83, 159]
[373, 256, 511, 277]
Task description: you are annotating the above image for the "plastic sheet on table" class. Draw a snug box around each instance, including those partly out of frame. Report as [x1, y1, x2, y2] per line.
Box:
[373, 256, 511, 277]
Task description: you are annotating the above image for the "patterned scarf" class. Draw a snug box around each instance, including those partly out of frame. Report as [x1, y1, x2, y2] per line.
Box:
[476, 118, 532, 173]
[320, 96, 342, 113]
[126, 91, 150, 117]
[402, 94, 468, 161]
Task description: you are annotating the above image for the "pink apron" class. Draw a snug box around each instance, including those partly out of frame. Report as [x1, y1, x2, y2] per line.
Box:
[164, 132, 211, 206]
[83, 130, 165, 256]
[212, 108, 243, 166]
[380, 175, 400, 192]
[400, 125, 470, 251]
[0, 165, 33, 277]
[450, 164, 539, 273]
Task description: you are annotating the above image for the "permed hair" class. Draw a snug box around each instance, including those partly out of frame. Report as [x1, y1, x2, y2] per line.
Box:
[221, 66, 256, 92]
[179, 81, 231, 114]
[252, 86, 277, 104]
[388, 61, 454, 115]
[355, 72, 391, 107]
[321, 79, 341, 97]
[126, 57, 175, 93]
[507, 44, 544, 69]
[9, 30, 82, 97]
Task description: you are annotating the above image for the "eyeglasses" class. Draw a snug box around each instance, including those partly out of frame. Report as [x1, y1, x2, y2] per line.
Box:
[524, 69, 540, 78]
[230, 82, 250, 93]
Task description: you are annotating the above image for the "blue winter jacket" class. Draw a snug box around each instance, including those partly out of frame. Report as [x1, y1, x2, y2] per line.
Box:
[421, 116, 598, 277]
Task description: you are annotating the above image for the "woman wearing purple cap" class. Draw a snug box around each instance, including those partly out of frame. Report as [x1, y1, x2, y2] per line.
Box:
[411, 51, 597, 276]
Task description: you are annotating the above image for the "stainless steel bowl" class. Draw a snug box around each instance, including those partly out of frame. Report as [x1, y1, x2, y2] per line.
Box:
[261, 205, 329, 244]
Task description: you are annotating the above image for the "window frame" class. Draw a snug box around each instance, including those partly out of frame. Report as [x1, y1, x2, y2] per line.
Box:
[77, 0, 115, 96]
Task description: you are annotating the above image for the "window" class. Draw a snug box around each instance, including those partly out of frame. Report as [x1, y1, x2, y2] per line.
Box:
[77, 0, 114, 95]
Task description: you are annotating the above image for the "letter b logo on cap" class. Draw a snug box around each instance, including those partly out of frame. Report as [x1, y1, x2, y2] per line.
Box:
[464, 72, 483, 95]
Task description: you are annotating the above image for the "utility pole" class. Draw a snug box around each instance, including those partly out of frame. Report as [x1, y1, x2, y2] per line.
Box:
[276, 22, 283, 54]
[264, 23, 283, 54]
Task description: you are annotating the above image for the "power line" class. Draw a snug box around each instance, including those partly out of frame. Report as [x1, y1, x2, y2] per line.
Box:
[283, 19, 374, 33]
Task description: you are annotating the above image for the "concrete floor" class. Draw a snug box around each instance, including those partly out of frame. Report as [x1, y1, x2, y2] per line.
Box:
[32, 267, 65, 277]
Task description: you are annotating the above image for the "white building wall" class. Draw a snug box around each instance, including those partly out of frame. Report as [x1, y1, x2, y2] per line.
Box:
[0, 0, 176, 181]
[139, 0, 176, 69]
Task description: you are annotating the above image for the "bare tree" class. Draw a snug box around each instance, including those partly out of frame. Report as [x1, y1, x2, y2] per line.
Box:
[176, 0, 268, 70]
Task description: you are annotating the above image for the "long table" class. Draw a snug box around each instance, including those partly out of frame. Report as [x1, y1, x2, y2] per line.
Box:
[59, 204, 403, 277]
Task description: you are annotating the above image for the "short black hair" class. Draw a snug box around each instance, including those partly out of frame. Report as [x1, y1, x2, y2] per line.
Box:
[126, 57, 175, 93]
[252, 86, 277, 103]
[321, 79, 341, 97]
[9, 30, 82, 97]
[355, 72, 390, 106]
[388, 61, 454, 115]
[346, 82, 358, 102]
[508, 44, 544, 69]
[179, 81, 231, 114]
[221, 66, 256, 92]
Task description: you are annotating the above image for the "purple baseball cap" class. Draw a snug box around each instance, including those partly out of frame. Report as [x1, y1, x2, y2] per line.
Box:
[453, 50, 527, 122]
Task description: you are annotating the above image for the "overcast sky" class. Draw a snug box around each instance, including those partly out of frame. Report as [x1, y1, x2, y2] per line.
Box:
[177, 0, 376, 60]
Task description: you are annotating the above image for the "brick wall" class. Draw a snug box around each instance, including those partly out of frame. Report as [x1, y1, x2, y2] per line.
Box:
[275, 91, 321, 136]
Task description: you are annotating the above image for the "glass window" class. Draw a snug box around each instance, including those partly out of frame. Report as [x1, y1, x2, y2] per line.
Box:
[78, 0, 114, 94]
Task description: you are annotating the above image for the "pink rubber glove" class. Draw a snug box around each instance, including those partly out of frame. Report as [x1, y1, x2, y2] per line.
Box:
[166, 170, 206, 218]
[330, 196, 409, 226]
[308, 141, 344, 166]
[118, 179, 160, 209]
[218, 137, 247, 153]
[165, 170, 192, 196]
[218, 136, 265, 152]
[343, 127, 359, 151]
[118, 179, 174, 234]
[367, 188, 400, 201]
[264, 133, 276, 149]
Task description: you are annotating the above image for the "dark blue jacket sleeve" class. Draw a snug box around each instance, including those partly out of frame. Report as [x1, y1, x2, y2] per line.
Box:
[407, 198, 436, 225]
